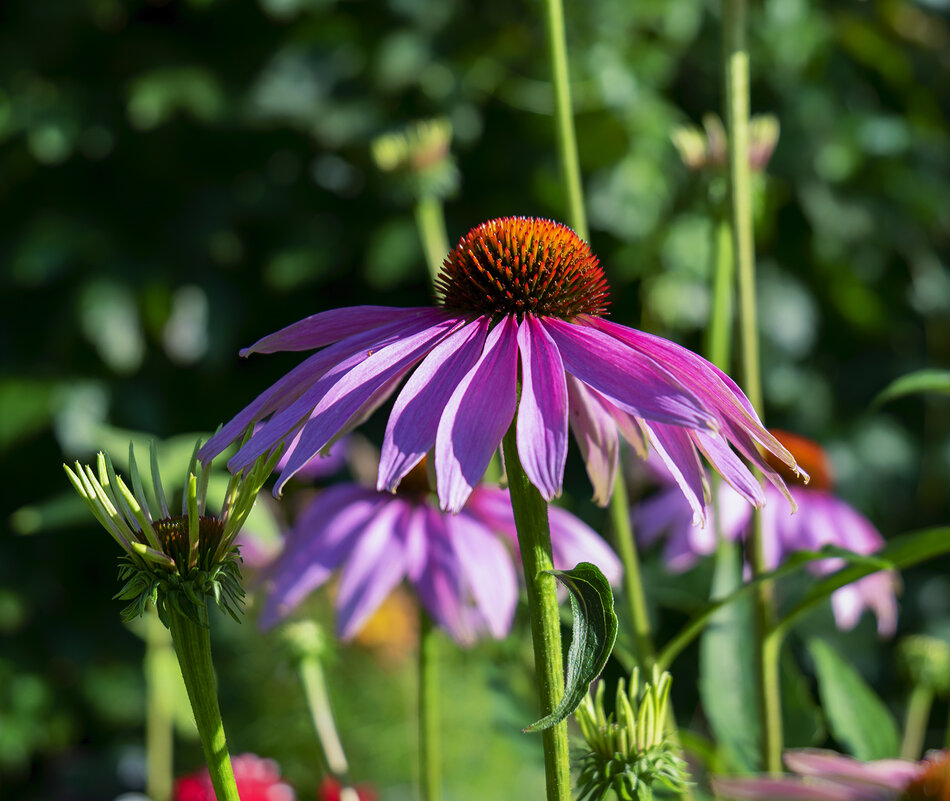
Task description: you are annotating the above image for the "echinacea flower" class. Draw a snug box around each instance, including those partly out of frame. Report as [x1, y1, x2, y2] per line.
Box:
[259, 464, 621, 645]
[634, 430, 898, 636]
[64, 440, 279, 625]
[199, 217, 801, 518]
[175, 753, 296, 801]
[712, 748, 946, 800]
[672, 113, 780, 173]
[318, 776, 378, 801]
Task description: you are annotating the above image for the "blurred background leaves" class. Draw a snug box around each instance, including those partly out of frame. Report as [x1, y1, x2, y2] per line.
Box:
[2, 0, 950, 797]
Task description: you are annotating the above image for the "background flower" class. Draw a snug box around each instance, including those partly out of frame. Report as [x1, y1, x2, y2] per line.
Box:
[175, 753, 296, 801]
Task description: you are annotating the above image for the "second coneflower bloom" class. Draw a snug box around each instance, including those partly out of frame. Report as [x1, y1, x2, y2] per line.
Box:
[199, 217, 802, 516]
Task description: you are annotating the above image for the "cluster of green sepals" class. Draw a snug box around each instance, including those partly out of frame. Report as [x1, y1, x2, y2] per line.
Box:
[574, 668, 689, 801]
[371, 117, 460, 201]
[900, 635, 950, 696]
[64, 436, 281, 628]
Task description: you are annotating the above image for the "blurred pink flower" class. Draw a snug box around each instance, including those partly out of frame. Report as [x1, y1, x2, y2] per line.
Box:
[712, 748, 944, 800]
[318, 776, 378, 801]
[174, 753, 295, 801]
[259, 476, 621, 646]
[634, 430, 898, 636]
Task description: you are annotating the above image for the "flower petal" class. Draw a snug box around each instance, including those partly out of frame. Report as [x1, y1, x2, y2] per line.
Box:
[259, 485, 383, 628]
[516, 315, 569, 501]
[692, 429, 766, 508]
[564, 377, 619, 506]
[640, 421, 708, 527]
[378, 318, 489, 493]
[783, 749, 919, 790]
[710, 776, 866, 801]
[335, 499, 408, 639]
[449, 512, 518, 638]
[414, 508, 472, 645]
[435, 316, 519, 513]
[241, 306, 434, 355]
[542, 318, 717, 430]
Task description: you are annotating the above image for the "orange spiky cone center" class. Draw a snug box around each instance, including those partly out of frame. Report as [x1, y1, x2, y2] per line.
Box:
[904, 751, 950, 801]
[436, 217, 610, 320]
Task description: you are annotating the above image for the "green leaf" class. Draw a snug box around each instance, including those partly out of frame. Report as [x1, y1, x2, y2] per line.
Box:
[781, 648, 826, 748]
[807, 638, 899, 759]
[874, 369, 950, 406]
[699, 538, 760, 772]
[523, 562, 618, 733]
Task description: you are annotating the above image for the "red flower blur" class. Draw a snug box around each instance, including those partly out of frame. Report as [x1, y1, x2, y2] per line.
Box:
[318, 776, 378, 801]
[175, 753, 296, 801]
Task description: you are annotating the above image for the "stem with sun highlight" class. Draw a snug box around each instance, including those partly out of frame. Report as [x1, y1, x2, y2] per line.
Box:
[503, 424, 571, 801]
[723, 0, 782, 773]
[167, 608, 240, 801]
[415, 195, 450, 284]
[144, 605, 174, 801]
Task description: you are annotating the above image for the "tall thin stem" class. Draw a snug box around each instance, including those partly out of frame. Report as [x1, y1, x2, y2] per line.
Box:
[502, 424, 571, 801]
[418, 611, 442, 801]
[167, 609, 240, 801]
[298, 653, 350, 777]
[723, 0, 781, 772]
[901, 684, 934, 760]
[144, 606, 174, 801]
[544, 0, 587, 240]
[415, 195, 450, 283]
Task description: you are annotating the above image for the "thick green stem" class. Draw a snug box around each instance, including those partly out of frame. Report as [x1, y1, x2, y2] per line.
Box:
[418, 611, 442, 801]
[723, 0, 781, 773]
[414, 195, 450, 283]
[502, 425, 571, 801]
[609, 475, 655, 670]
[543, 0, 587, 240]
[144, 606, 174, 801]
[901, 684, 934, 760]
[167, 610, 239, 801]
[299, 654, 350, 777]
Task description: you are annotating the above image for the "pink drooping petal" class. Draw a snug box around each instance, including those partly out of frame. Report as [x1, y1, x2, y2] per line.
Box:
[448, 513, 518, 639]
[402, 504, 430, 582]
[378, 318, 489, 493]
[239, 316, 459, 488]
[203, 310, 446, 463]
[259, 485, 384, 628]
[241, 305, 435, 355]
[783, 749, 919, 790]
[640, 421, 708, 527]
[632, 486, 694, 549]
[335, 499, 408, 639]
[542, 318, 717, 430]
[414, 508, 472, 645]
[693, 429, 766, 508]
[548, 505, 622, 586]
[710, 776, 868, 801]
[565, 377, 619, 507]
[435, 316, 519, 513]
[584, 315, 799, 475]
[516, 315, 569, 502]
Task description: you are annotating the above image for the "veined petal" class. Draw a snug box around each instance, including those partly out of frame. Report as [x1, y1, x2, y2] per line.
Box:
[435, 316, 519, 513]
[516, 315, 569, 501]
[565, 377, 619, 507]
[449, 513, 517, 639]
[542, 318, 717, 430]
[203, 311, 447, 463]
[414, 508, 472, 645]
[378, 318, 489, 493]
[641, 421, 708, 527]
[693, 429, 766, 508]
[336, 499, 408, 639]
[241, 306, 435, 355]
[259, 485, 383, 629]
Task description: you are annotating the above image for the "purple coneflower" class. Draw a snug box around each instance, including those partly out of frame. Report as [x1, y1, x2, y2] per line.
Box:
[712, 748, 947, 800]
[259, 463, 621, 645]
[199, 217, 801, 516]
[635, 430, 898, 636]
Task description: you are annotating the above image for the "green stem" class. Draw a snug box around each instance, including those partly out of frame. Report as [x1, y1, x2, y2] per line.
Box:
[502, 425, 571, 801]
[723, 0, 781, 773]
[705, 219, 734, 373]
[167, 610, 239, 801]
[414, 195, 450, 283]
[298, 653, 350, 777]
[419, 611, 442, 801]
[543, 0, 587, 240]
[609, 475, 655, 670]
[901, 684, 934, 760]
[144, 606, 174, 801]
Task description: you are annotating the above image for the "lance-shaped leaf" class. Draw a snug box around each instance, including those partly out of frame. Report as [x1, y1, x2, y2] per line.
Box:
[524, 562, 618, 733]
[874, 369, 950, 406]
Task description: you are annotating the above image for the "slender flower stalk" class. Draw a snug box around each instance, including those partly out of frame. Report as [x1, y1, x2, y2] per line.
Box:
[145, 605, 175, 801]
[900, 635, 950, 760]
[722, 0, 782, 772]
[418, 611, 442, 801]
[503, 424, 571, 801]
